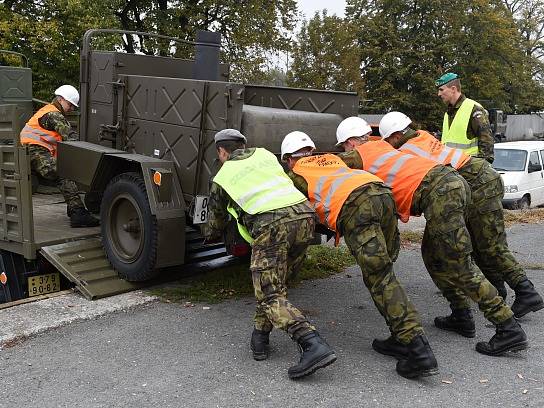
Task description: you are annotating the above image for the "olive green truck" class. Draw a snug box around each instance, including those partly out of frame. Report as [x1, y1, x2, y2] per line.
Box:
[0, 30, 357, 304]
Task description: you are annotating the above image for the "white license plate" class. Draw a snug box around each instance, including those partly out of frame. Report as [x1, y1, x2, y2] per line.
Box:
[192, 195, 210, 224]
[28, 273, 60, 297]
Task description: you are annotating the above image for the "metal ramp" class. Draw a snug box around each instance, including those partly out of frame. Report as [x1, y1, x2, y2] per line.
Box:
[40, 238, 142, 300]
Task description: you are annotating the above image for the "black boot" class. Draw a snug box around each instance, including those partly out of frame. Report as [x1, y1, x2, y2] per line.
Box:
[475, 317, 528, 356]
[395, 335, 439, 379]
[250, 329, 270, 361]
[492, 281, 508, 301]
[511, 279, 544, 318]
[70, 208, 100, 228]
[288, 332, 337, 380]
[372, 336, 408, 360]
[434, 308, 476, 338]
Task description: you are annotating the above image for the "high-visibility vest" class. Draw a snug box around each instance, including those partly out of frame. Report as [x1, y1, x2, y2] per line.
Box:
[20, 104, 64, 157]
[355, 140, 438, 222]
[292, 154, 382, 233]
[399, 130, 471, 170]
[442, 97, 481, 155]
[213, 148, 307, 244]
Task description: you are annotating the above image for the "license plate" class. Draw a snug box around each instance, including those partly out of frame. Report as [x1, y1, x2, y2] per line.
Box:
[27, 273, 60, 297]
[192, 195, 210, 224]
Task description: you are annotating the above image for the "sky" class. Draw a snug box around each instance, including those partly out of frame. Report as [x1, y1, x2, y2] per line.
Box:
[297, 0, 346, 19]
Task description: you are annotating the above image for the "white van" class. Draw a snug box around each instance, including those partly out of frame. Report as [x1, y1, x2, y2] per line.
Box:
[493, 141, 544, 209]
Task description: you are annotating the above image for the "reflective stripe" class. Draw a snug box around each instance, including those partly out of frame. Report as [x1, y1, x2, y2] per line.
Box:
[369, 150, 399, 174]
[314, 168, 345, 205]
[21, 125, 59, 144]
[401, 144, 431, 159]
[436, 146, 452, 163]
[450, 149, 464, 168]
[445, 141, 478, 149]
[385, 154, 412, 186]
[322, 169, 352, 225]
[237, 177, 292, 207]
[246, 187, 301, 214]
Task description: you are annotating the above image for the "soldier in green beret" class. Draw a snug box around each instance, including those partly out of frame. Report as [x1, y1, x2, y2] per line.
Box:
[436, 73, 495, 164]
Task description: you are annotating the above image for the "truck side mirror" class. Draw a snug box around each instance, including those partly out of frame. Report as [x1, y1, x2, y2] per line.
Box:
[528, 163, 543, 173]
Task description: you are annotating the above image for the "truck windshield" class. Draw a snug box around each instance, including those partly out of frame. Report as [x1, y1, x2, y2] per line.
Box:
[493, 149, 527, 171]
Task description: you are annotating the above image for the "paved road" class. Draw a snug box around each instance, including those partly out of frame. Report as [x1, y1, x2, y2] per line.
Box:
[1, 223, 543, 408]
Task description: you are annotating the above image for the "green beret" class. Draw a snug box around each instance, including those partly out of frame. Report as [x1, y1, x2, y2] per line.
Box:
[435, 72, 459, 87]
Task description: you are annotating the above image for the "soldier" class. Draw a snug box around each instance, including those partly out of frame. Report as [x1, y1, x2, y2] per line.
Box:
[281, 131, 438, 379]
[378, 111, 544, 321]
[436, 72, 494, 163]
[335, 117, 528, 357]
[203, 128, 336, 380]
[20, 85, 98, 227]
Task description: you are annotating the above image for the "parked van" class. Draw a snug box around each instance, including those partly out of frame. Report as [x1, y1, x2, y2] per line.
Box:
[493, 141, 544, 209]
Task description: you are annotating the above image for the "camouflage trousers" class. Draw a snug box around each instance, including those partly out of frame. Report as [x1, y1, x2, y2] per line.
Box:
[338, 184, 424, 345]
[416, 166, 513, 324]
[251, 216, 316, 340]
[28, 145, 83, 213]
[460, 160, 526, 288]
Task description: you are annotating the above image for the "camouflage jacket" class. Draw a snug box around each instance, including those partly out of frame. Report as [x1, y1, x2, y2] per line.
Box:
[38, 100, 78, 141]
[203, 148, 315, 241]
[446, 94, 494, 163]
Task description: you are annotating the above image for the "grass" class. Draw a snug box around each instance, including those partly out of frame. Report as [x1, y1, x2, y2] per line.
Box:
[521, 262, 544, 271]
[400, 230, 423, 246]
[151, 244, 355, 304]
[504, 208, 544, 228]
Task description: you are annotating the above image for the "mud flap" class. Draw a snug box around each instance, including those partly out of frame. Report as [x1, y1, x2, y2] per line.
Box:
[40, 238, 142, 300]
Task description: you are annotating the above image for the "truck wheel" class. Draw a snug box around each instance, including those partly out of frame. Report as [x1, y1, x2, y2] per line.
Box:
[84, 191, 103, 214]
[101, 172, 159, 281]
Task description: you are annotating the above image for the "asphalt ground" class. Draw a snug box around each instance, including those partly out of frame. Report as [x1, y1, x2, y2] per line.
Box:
[1, 222, 543, 408]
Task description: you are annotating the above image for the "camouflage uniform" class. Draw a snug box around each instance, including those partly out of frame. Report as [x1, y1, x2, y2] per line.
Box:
[204, 148, 316, 340]
[289, 171, 424, 345]
[340, 150, 513, 325]
[27, 99, 83, 213]
[446, 94, 494, 163]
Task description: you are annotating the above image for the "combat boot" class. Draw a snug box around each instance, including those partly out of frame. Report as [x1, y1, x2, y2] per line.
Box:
[434, 308, 476, 338]
[250, 329, 270, 361]
[70, 208, 100, 228]
[511, 279, 544, 318]
[372, 336, 408, 360]
[288, 331, 336, 380]
[475, 317, 528, 356]
[395, 335, 439, 379]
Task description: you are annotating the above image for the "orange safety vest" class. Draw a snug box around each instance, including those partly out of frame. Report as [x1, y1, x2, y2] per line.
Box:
[20, 104, 63, 157]
[355, 140, 438, 222]
[293, 154, 382, 234]
[399, 130, 471, 170]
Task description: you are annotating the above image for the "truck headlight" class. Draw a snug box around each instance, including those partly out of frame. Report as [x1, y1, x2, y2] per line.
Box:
[505, 185, 518, 193]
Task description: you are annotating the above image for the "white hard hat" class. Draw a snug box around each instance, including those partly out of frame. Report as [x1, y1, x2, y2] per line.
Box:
[379, 112, 412, 139]
[336, 117, 372, 145]
[280, 131, 315, 161]
[54, 85, 79, 107]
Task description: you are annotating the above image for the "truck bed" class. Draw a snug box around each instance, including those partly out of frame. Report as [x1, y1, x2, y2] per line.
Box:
[33, 193, 100, 247]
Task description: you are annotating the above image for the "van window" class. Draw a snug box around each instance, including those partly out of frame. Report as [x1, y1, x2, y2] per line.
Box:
[528, 151, 542, 172]
[493, 149, 527, 171]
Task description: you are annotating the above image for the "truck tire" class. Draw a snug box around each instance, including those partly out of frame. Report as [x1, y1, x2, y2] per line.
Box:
[101, 172, 159, 281]
[517, 196, 530, 210]
[84, 191, 103, 214]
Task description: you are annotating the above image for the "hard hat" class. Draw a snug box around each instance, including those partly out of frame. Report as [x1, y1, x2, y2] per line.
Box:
[336, 117, 372, 145]
[54, 85, 79, 107]
[379, 112, 412, 139]
[280, 131, 315, 161]
[435, 72, 459, 87]
[214, 128, 247, 144]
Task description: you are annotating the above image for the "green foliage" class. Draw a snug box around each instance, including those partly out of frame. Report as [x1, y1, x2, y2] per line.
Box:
[287, 11, 364, 94]
[150, 244, 355, 304]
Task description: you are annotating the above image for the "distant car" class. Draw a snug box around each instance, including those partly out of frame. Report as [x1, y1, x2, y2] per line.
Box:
[493, 141, 544, 209]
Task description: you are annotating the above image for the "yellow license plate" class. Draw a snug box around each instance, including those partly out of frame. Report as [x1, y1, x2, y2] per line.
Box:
[28, 273, 60, 297]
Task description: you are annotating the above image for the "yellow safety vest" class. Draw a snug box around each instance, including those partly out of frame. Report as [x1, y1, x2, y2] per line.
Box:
[442, 98, 481, 156]
[213, 148, 306, 244]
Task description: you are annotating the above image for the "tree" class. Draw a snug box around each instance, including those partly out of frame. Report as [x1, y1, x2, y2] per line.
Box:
[287, 11, 364, 95]
[345, 0, 544, 128]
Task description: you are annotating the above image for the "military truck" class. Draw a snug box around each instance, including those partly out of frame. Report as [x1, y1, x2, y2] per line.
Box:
[0, 29, 357, 304]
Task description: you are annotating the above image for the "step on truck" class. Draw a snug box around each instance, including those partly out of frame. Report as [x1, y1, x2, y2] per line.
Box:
[0, 29, 358, 304]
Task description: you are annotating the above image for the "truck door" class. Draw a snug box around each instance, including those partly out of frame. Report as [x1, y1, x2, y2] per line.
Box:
[527, 151, 543, 206]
